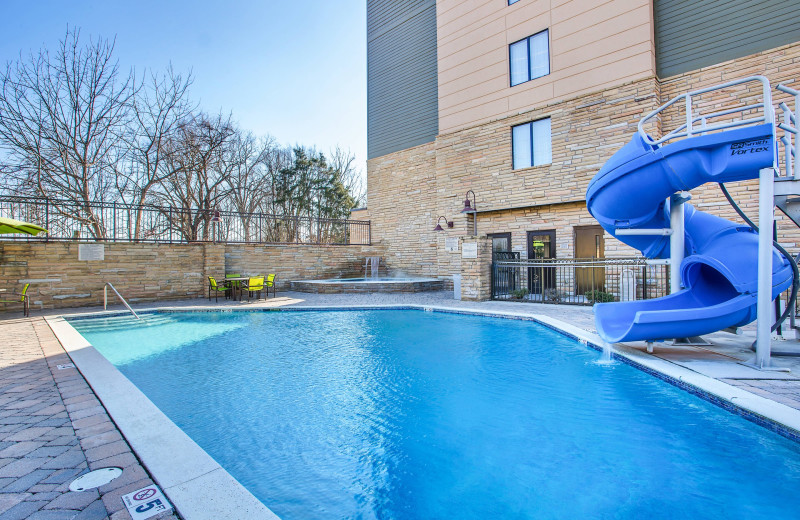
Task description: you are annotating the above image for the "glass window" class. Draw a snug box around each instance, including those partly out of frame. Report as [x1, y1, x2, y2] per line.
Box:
[508, 0, 521, 5]
[512, 118, 552, 169]
[509, 30, 550, 86]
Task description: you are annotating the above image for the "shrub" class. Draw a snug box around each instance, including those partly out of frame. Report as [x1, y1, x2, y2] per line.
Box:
[585, 290, 615, 303]
[510, 288, 528, 299]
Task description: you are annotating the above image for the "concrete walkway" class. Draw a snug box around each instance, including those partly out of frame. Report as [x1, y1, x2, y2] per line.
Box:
[0, 318, 178, 520]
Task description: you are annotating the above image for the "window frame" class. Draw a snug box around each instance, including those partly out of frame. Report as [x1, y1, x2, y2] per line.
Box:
[511, 117, 552, 170]
[509, 29, 550, 87]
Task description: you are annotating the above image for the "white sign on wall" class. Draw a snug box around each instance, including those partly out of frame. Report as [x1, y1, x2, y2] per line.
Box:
[462, 242, 478, 259]
[445, 237, 459, 253]
[78, 244, 105, 261]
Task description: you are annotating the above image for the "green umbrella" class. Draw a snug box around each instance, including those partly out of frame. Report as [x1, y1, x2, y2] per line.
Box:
[0, 217, 48, 236]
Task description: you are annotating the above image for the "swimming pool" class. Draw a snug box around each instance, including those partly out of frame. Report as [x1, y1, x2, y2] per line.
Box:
[69, 309, 800, 519]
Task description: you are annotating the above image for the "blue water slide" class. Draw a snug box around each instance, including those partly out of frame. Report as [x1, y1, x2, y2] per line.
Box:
[586, 123, 794, 343]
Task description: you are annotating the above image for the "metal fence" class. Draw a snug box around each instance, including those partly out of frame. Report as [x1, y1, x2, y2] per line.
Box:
[492, 257, 671, 305]
[0, 196, 371, 245]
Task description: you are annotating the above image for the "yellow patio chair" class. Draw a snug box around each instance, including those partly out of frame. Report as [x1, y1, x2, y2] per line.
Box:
[0, 283, 30, 317]
[265, 274, 276, 298]
[208, 277, 228, 302]
[244, 276, 265, 300]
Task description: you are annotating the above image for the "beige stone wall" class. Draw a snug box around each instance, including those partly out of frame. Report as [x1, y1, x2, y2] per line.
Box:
[368, 77, 659, 278]
[471, 202, 639, 260]
[436, 0, 656, 133]
[0, 241, 385, 312]
[367, 41, 800, 286]
[366, 142, 440, 276]
[459, 236, 492, 301]
[223, 243, 385, 288]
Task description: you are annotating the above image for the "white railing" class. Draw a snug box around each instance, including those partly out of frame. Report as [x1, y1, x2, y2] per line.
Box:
[103, 283, 141, 320]
[777, 83, 798, 180]
[638, 75, 774, 146]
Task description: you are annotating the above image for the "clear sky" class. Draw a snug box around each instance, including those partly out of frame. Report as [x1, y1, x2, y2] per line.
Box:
[0, 0, 367, 171]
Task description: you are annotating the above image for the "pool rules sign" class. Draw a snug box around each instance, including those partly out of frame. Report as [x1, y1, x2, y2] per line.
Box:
[121, 485, 172, 519]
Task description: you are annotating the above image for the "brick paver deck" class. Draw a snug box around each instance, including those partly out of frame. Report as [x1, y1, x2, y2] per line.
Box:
[0, 318, 178, 520]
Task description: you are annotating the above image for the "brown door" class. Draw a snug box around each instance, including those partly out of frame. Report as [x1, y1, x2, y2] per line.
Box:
[574, 225, 605, 295]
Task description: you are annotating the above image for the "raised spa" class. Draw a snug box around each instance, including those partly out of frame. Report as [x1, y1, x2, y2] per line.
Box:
[290, 277, 444, 293]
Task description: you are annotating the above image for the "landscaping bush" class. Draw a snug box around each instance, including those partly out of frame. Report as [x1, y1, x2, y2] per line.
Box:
[585, 290, 616, 303]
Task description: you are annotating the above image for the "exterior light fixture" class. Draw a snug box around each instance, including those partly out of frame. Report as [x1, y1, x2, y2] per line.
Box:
[461, 190, 477, 213]
[461, 190, 478, 236]
[211, 210, 222, 223]
[433, 216, 453, 231]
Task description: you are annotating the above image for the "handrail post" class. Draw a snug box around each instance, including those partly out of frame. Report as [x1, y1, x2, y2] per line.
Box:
[685, 94, 693, 138]
[104, 282, 141, 320]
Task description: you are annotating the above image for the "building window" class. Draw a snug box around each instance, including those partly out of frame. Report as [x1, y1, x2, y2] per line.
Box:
[512, 118, 552, 169]
[508, 0, 521, 4]
[509, 30, 549, 86]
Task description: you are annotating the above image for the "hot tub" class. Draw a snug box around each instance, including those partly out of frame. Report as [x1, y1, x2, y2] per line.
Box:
[290, 277, 444, 293]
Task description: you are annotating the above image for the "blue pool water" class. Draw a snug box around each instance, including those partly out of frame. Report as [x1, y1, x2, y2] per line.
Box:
[70, 310, 800, 519]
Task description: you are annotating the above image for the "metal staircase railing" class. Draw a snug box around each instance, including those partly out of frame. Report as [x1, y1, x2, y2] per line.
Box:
[103, 283, 141, 320]
[638, 75, 774, 146]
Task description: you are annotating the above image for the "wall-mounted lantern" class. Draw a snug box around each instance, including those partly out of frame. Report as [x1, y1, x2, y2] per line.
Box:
[461, 190, 477, 235]
[433, 216, 454, 231]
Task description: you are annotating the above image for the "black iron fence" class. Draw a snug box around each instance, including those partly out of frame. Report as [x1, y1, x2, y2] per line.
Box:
[492, 257, 671, 305]
[0, 196, 371, 245]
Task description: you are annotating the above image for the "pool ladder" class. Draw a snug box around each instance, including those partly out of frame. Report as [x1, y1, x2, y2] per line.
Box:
[103, 283, 141, 320]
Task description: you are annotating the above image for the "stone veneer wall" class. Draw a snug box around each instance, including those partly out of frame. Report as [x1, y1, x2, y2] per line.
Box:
[459, 236, 492, 301]
[0, 241, 385, 311]
[367, 41, 800, 295]
[366, 142, 440, 276]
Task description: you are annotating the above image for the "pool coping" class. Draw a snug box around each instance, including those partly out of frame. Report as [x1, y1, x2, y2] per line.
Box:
[47, 304, 800, 518]
[45, 315, 280, 520]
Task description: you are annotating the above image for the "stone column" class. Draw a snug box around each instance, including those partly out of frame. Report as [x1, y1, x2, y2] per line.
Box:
[202, 244, 226, 296]
[460, 235, 492, 301]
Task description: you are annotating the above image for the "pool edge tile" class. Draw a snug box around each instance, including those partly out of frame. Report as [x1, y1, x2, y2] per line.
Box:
[45, 316, 279, 520]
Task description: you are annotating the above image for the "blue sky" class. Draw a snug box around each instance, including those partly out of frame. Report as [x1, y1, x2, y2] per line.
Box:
[0, 0, 367, 170]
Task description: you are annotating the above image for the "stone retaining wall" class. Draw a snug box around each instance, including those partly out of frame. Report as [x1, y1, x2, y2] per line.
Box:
[0, 241, 386, 312]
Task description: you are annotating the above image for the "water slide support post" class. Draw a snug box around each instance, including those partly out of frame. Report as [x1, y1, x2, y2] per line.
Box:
[669, 193, 688, 294]
[755, 166, 775, 368]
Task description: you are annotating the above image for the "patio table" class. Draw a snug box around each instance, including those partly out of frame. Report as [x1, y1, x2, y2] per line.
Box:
[224, 276, 251, 301]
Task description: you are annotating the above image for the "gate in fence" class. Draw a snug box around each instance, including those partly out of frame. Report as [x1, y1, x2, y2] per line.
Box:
[491, 257, 671, 305]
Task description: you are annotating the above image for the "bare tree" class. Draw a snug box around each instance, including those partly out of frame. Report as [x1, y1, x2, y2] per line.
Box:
[329, 146, 365, 208]
[156, 113, 234, 241]
[222, 131, 280, 241]
[116, 65, 194, 239]
[0, 28, 134, 238]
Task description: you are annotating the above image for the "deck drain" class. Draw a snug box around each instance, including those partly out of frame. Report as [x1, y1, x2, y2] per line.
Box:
[69, 467, 123, 491]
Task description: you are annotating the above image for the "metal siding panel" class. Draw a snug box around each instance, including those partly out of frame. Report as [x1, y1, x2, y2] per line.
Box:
[654, 0, 800, 78]
[368, 1, 438, 159]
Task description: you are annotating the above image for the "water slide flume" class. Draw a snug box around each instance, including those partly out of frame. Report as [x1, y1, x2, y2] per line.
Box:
[586, 123, 793, 343]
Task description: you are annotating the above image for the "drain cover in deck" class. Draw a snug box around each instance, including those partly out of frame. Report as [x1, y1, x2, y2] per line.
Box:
[69, 467, 123, 491]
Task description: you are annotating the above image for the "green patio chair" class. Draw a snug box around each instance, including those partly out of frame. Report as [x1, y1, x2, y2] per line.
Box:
[225, 273, 242, 299]
[0, 283, 30, 317]
[244, 276, 265, 300]
[265, 274, 276, 298]
[208, 277, 228, 302]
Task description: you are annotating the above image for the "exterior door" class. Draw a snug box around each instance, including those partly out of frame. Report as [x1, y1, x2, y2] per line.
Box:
[527, 230, 556, 294]
[488, 233, 511, 256]
[488, 233, 516, 294]
[574, 225, 605, 294]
